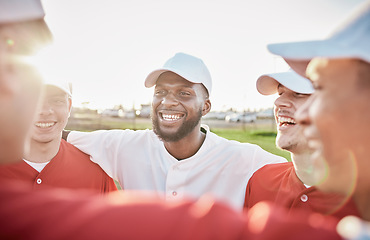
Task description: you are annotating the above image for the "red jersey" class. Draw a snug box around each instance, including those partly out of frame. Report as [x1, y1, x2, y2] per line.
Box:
[0, 182, 342, 240]
[244, 162, 360, 219]
[0, 139, 117, 193]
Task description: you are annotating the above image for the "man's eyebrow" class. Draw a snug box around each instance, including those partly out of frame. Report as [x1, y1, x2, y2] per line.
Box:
[156, 84, 194, 89]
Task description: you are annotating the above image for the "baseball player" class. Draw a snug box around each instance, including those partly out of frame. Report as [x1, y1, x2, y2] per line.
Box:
[244, 71, 359, 219]
[0, 77, 117, 193]
[65, 52, 286, 210]
[0, 0, 52, 165]
[268, 0, 370, 237]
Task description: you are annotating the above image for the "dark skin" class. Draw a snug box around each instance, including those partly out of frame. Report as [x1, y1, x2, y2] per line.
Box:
[152, 72, 211, 160]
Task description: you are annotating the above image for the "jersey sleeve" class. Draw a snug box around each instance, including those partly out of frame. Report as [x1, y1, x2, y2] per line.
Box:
[67, 130, 125, 180]
[251, 145, 287, 170]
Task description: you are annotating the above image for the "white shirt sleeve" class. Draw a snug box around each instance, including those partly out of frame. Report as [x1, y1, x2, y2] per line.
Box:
[250, 144, 287, 171]
[67, 130, 126, 180]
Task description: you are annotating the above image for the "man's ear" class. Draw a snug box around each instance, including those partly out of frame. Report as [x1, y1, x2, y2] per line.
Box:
[202, 99, 211, 116]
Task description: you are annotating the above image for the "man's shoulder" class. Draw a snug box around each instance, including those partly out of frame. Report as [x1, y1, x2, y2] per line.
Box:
[59, 140, 108, 171]
[254, 162, 293, 176]
[60, 139, 90, 157]
[247, 162, 295, 190]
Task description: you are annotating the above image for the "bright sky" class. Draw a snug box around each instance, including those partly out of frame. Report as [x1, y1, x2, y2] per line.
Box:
[40, 0, 366, 112]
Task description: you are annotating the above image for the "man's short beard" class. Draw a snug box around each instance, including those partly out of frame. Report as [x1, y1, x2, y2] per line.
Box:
[152, 108, 203, 142]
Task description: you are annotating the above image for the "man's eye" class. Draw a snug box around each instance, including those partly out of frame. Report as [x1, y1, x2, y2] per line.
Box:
[155, 90, 165, 95]
[294, 92, 310, 98]
[179, 91, 190, 96]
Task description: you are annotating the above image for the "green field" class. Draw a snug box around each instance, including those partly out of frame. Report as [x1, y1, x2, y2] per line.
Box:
[211, 128, 291, 161]
[66, 116, 291, 161]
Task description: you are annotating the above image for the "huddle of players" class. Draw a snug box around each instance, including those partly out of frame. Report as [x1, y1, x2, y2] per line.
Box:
[1, 0, 370, 239]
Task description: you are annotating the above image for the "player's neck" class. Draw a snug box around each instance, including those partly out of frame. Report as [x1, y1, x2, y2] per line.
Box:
[291, 151, 316, 186]
[24, 137, 61, 163]
[163, 129, 206, 161]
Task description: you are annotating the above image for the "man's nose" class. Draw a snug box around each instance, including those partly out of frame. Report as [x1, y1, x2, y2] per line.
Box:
[274, 94, 292, 108]
[39, 101, 54, 115]
[161, 92, 179, 106]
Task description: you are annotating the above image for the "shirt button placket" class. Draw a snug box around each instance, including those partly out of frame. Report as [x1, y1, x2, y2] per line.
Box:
[300, 194, 308, 202]
[36, 178, 42, 184]
[170, 165, 179, 197]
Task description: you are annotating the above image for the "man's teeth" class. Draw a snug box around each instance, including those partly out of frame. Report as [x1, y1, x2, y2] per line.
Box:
[278, 117, 296, 125]
[162, 114, 182, 121]
[35, 122, 55, 128]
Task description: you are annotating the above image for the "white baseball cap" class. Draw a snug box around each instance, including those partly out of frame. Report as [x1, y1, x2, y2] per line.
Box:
[267, 1, 370, 76]
[44, 78, 72, 97]
[145, 52, 212, 95]
[0, 0, 45, 23]
[256, 70, 314, 96]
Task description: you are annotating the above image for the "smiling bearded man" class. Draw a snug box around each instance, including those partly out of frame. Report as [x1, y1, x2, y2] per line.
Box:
[151, 71, 206, 143]
[152, 106, 203, 142]
[65, 52, 286, 210]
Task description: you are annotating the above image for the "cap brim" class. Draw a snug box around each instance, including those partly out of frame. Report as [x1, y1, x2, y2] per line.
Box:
[256, 75, 279, 95]
[268, 40, 330, 76]
[0, 0, 45, 23]
[268, 40, 328, 60]
[144, 69, 169, 88]
[267, 0, 370, 76]
[257, 71, 314, 95]
[267, 39, 368, 76]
